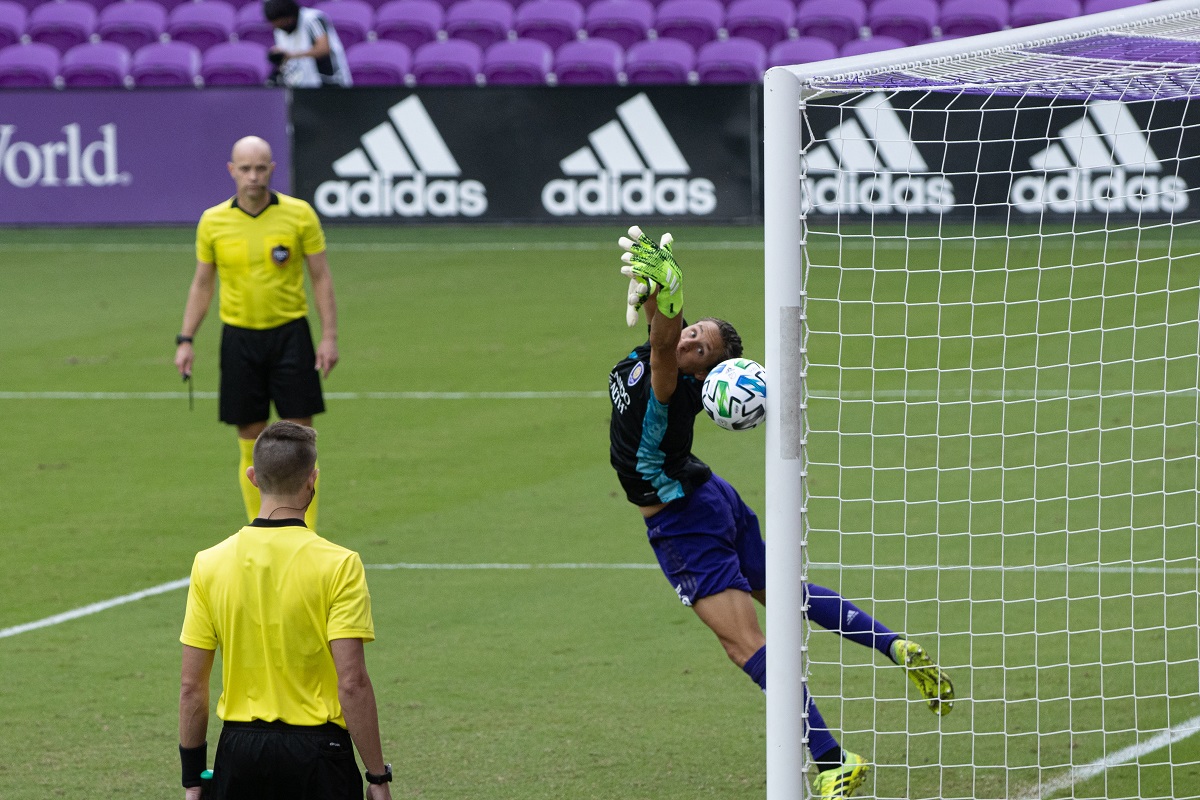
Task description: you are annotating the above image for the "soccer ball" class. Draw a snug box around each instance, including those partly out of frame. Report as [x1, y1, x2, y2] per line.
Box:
[701, 358, 767, 431]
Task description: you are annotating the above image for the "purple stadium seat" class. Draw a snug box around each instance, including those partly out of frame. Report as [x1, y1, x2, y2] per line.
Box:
[130, 39, 200, 84]
[98, 0, 167, 52]
[411, 36, 481, 82]
[724, 0, 794, 50]
[154, 0, 204, 14]
[201, 39, 267, 83]
[794, 0, 865, 49]
[938, 0, 1007, 38]
[695, 35, 763, 82]
[840, 33, 903, 56]
[0, 41, 58, 85]
[233, 1, 273, 45]
[374, 0, 442, 49]
[60, 39, 130, 85]
[653, 0, 722, 50]
[0, 1, 26, 50]
[1084, 0, 1147, 13]
[867, 0, 934, 46]
[584, 0, 651, 49]
[315, 0, 374, 48]
[767, 34, 836, 66]
[514, 0, 582, 51]
[79, 0, 128, 11]
[1010, 0, 1082, 28]
[346, 38, 410, 83]
[167, 0, 235, 51]
[27, 0, 97, 53]
[623, 36, 692, 83]
[444, 0, 511, 48]
[482, 36, 550, 82]
[552, 36, 619, 83]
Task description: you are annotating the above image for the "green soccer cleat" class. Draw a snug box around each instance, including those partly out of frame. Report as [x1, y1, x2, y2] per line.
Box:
[812, 751, 870, 799]
[891, 638, 954, 716]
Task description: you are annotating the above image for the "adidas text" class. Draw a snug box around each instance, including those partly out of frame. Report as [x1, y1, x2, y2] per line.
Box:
[803, 173, 954, 215]
[1011, 169, 1188, 214]
[542, 172, 716, 216]
[315, 173, 487, 218]
[0, 123, 126, 188]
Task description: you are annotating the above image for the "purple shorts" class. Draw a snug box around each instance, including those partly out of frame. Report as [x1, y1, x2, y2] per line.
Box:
[643, 473, 766, 607]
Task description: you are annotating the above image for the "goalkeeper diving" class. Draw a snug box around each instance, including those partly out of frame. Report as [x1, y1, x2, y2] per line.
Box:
[606, 226, 954, 799]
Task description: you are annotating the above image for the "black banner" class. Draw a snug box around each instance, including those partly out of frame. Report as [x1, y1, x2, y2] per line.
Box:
[291, 85, 760, 224]
[800, 92, 1200, 220]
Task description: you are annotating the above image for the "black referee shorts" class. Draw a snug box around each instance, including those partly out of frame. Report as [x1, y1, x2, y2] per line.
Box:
[219, 318, 325, 426]
[211, 720, 362, 800]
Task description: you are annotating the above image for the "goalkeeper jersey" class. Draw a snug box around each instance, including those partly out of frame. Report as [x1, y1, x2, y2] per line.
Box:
[196, 192, 326, 331]
[609, 339, 712, 507]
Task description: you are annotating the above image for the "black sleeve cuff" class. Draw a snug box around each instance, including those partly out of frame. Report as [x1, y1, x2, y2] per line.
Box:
[180, 742, 207, 788]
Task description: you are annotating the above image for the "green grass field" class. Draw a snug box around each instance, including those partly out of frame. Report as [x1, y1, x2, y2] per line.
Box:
[1, 222, 1197, 799]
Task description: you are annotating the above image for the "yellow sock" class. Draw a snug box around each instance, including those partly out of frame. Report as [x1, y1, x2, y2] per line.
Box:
[305, 463, 319, 530]
[238, 436, 259, 522]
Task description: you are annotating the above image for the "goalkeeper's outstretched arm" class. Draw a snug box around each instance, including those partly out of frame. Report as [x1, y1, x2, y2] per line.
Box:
[648, 288, 682, 404]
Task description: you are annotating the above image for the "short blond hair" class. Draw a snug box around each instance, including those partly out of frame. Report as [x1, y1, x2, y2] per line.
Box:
[253, 422, 317, 496]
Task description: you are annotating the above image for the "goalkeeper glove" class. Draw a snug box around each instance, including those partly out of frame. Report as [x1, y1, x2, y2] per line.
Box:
[619, 226, 683, 318]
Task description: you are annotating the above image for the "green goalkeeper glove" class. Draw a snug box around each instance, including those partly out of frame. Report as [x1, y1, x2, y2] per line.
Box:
[619, 226, 683, 318]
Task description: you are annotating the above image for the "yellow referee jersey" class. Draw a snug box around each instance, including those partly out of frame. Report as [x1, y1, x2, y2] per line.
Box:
[180, 521, 375, 727]
[196, 193, 327, 330]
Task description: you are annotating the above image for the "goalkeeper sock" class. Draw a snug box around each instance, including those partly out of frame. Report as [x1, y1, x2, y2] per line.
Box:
[304, 462, 319, 530]
[805, 687, 840, 766]
[806, 583, 898, 659]
[742, 645, 766, 692]
[238, 436, 259, 522]
[744, 646, 841, 764]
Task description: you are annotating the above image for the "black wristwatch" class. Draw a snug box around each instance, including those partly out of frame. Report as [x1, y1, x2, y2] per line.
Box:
[175, 334, 194, 345]
[365, 764, 393, 785]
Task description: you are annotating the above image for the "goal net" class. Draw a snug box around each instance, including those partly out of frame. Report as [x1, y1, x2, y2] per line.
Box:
[763, 2, 1200, 798]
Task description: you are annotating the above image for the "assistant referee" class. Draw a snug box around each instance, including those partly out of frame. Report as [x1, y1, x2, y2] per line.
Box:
[174, 135, 338, 530]
[178, 421, 393, 800]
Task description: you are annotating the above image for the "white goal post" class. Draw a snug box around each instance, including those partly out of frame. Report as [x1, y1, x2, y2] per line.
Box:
[764, 2, 1200, 798]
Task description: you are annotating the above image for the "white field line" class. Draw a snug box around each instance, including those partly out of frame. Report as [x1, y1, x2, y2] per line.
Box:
[1, 388, 1196, 402]
[1020, 713, 1200, 799]
[0, 577, 190, 639]
[0, 240, 764, 254]
[0, 391, 607, 401]
[810, 562, 1200, 576]
[0, 238, 1185, 254]
[2, 561, 1192, 641]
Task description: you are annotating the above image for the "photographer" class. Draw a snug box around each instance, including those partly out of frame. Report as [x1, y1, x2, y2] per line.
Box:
[263, 0, 351, 88]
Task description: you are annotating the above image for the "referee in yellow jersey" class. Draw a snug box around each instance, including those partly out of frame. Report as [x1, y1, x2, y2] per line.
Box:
[179, 422, 393, 800]
[174, 135, 338, 530]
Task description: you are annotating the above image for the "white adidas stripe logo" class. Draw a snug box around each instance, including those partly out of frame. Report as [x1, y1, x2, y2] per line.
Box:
[560, 94, 690, 176]
[313, 95, 486, 218]
[806, 93, 929, 174]
[332, 96, 460, 179]
[1030, 100, 1161, 172]
[542, 93, 715, 216]
[1010, 101, 1187, 214]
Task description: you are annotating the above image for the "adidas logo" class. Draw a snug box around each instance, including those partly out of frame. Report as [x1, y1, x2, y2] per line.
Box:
[542, 93, 716, 217]
[1011, 100, 1188, 214]
[803, 93, 954, 216]
[313, 96, 486, 218]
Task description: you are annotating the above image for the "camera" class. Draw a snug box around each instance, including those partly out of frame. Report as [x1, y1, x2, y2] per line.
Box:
[267, 50, 285, 65]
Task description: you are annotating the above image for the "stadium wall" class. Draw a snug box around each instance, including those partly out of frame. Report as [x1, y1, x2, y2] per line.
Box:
[4, 85, 1198, 225]
[0, 88, 291, 225]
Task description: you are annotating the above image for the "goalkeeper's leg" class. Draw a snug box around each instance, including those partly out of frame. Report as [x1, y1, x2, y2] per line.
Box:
[804, 584, 954, 715]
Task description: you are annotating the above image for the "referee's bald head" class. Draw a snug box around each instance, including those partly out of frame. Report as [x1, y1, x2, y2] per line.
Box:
[231, 136, 272, 163]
